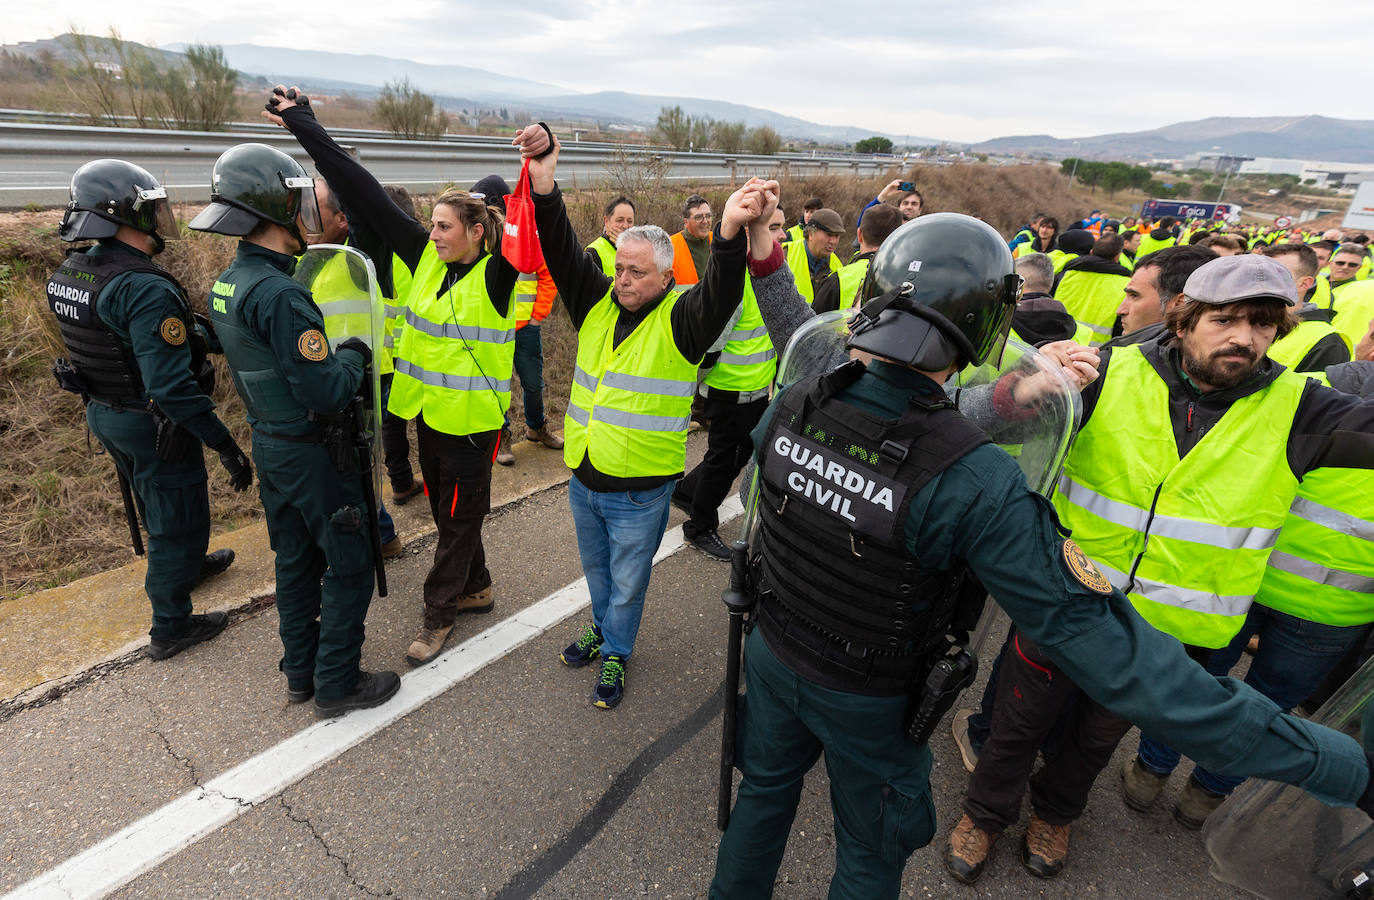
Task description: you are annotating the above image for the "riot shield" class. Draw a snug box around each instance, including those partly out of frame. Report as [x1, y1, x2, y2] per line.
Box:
[1203, 657, 1374, 899]
[294, 244, 387, 593]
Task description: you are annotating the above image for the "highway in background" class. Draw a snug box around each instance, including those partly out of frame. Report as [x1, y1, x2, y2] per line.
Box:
[0, 114, 899, 208]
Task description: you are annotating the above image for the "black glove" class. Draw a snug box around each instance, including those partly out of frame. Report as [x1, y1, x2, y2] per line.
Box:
[337, 337, 372, 367]
[212, 437, 253, 492]
[265, 85, 310, 115]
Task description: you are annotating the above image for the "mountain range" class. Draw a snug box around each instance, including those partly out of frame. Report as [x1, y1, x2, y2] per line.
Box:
[8, 36, 1374, 162]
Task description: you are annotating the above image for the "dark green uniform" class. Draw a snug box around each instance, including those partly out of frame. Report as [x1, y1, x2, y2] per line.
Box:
[63, 241, 234, 640]
[711, 358, 1369, 900]
[208, 242, 373, 702]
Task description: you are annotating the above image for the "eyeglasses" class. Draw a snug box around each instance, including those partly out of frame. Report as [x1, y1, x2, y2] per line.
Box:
[1331, 260, 1362, 267]
[688, 213, 713, 223]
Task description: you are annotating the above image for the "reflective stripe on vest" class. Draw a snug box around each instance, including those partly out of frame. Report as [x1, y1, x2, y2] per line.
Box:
[1255, 373, 1374, 625]
[1055, 269, 1128, 347]
[564, 288, 697, 476]
[1267, 319, 1351, 371]
[704, 275, 776, 393]
[587, 236, 617, 279]
[514, 271, 538, 325]
[1052, 345, 1305, 647]
[836, 258, 870, 309]
[388, 245, 516, 434]
[784, 239, 840, 305]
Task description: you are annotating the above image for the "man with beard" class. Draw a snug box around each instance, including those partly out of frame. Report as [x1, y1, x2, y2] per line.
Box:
[948, 253, 1374, 884]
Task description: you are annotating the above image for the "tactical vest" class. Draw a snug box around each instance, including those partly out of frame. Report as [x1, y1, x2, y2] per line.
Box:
[784, 239, 841, 305]
[703, 275, 775, 396]
[1053, 346, 1305, 648]
[47, 248, 204, 407]
[564, 287, 697, 477]
[586, 236, 616, 279]
[1256, 374, 1374, 626]
[1267, 319, 1351, 371]
[209, 262, 313, 426]
[389, 246, 517, 435]
[835, 258, 870, 310]
[1055, 269, 1130, 346]
[754, 362, 989, 695]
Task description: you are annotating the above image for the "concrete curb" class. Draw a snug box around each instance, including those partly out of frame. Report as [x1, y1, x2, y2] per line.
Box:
[0, 436, 574, 708]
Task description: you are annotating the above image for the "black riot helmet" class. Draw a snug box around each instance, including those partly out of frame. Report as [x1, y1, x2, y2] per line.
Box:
[188, 143, 321, 249]
[847, 213, 1021, 371]
[59, 159, 179, 253]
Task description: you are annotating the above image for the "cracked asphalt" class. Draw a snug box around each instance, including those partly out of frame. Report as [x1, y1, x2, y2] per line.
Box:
[1, 438, 1252, 899]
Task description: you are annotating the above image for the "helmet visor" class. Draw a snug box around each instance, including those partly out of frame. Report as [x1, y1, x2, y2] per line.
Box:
[133, 187, 180, 242]
[282, 175, 322, 237]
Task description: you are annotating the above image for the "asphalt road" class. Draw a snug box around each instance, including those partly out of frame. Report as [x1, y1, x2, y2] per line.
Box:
[0, 456, 1251, 899]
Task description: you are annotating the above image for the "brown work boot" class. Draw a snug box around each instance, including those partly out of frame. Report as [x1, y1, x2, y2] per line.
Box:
[951, 708, 979, 773]
[526, 425, 564, 449]
[1122, 756, 1169, 812]
[1020, 815, 1070, 878]
[945, 814, 998, 885]
[456, 585, 495, 614]
[496, 427, 515, 466]
[391, 480, 424, 505]
[381, 536, 405, 559]
[1173, 774, 1227, 830]
[405, 623, 455, 666]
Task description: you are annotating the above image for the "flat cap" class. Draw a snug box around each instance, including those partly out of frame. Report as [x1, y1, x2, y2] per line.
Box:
[1183, 254, 1297, 307]
[807, 208, 845, 234]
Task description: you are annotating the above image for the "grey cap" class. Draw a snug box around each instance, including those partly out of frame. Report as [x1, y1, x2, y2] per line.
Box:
[807, 208, 845, 234]
[1182, 254, 1297, 307]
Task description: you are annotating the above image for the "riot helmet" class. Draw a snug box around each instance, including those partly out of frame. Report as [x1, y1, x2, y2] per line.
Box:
[188, 143, 322, 249]
[59, 159, 178, 253]
[847, 213, 1020, 371]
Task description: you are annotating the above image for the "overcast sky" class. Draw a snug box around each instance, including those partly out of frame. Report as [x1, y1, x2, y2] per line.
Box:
[4, 1, 1365, 143]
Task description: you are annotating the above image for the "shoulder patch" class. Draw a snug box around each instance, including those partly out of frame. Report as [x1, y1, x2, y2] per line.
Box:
[159, 317, 186, 346]
[297, 329, 328, 362]
[1062, 539, 1113, 595]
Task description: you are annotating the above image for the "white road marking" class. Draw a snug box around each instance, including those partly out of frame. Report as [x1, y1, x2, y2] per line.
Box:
[5, 498, 742, 900]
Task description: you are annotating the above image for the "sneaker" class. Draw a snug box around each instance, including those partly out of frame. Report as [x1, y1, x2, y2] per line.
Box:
[196, 549, 235, 584]
[392, 480, 424, 506]
[689, 529, 731, 561]
[561, 624, 603, 668]
[381, 536, 405, 559]
[945, 814, 997, 885]
[951, 709, 979, 773]
[1122, 756, 1170, 812]
[313, 670, 401, 719]
[455, 585, 495, 615]
[496, 427, 515, 466]
[405, 623, 455, 666]
[1020, 815, 1070, 878]
[526, 425, 564, 449]
[148, 611, 228, 661]
[593, 655, 626, 709]
[1173, 774, 1227, 830]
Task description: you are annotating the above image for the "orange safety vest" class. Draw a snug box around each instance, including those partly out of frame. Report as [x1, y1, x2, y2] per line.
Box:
[670, 230, 710, 288]
[515, 264, 557, 331]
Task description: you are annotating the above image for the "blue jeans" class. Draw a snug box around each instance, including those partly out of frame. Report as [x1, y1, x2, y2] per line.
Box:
[1137, 604, 1365, 794]
[568, 474, 674, 660]
[509, 324, 545, 431]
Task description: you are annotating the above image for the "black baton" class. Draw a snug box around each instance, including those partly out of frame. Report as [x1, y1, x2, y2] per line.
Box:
[116, 469, 144, 556]
[350, 394, 388, 598]
[718, 538, 753, 831]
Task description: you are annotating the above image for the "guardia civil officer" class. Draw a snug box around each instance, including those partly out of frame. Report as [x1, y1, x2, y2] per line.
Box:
[709, 208, 1374, 899]
[189, 143, 399, 718]
[49, 159, 249, 661]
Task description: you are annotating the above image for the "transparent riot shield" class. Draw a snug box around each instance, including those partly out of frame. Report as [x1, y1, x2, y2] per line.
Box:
[293, 243, 387, 594]
[1203, 657, 1374, 899]
[767, 311, 1082, 652]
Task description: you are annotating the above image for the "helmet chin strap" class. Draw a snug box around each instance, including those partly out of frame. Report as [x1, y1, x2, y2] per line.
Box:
[849, 283, 916, 338]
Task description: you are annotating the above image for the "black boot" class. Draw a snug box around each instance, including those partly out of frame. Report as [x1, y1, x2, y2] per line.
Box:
[147, 611, 229, 661]
[313, 670, 401, 719]
[196, 549, 236, 584]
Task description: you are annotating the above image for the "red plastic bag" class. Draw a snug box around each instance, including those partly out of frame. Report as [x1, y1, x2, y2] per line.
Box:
[502, 158, 544, 273]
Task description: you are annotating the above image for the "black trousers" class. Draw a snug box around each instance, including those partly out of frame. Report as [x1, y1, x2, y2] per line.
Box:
[674, 393, 769, 536]
[415, 415, 497, 628]
[380, 373, 415, 491]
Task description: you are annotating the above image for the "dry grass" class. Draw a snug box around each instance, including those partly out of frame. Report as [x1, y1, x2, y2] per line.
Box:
[1, 160, 1092, 601]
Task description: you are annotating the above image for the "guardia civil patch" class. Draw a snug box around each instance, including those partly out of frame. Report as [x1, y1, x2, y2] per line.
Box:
[1062, 540, 1113, 594]
[298, 329, 328, 362]
[159, 317, 186, 346]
